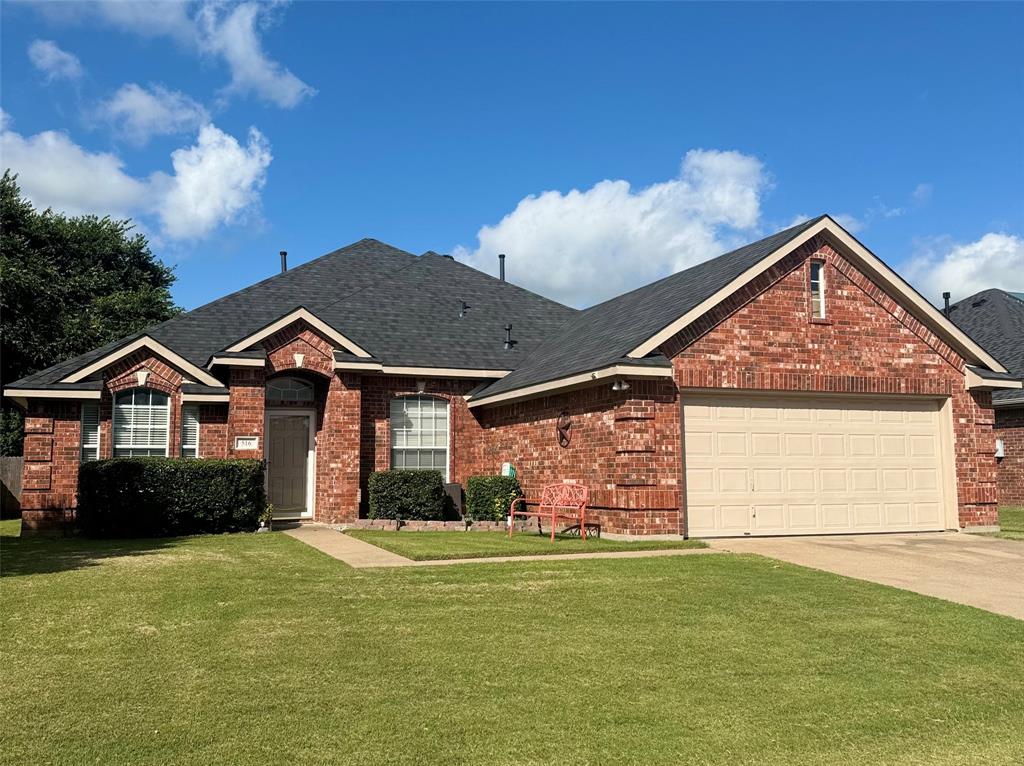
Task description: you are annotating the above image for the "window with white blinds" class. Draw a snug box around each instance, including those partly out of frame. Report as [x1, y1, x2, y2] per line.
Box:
[81, 402, 100, 462]
[113, 389, 170, 457]
[180, 405, 199, 458]
[390, 396, 449, 480]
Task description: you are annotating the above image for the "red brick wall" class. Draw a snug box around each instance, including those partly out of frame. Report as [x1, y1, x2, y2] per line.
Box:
[995, 406, 1024, 506]
[315, 373, 362, 522]
[20, 403, 80, 515]
[359, 377, 479, 511]
[199, 405, 229, 458]
[226, 367, 266, 459]
[667, 237, 998, 529]
[464, 380, 682, 535]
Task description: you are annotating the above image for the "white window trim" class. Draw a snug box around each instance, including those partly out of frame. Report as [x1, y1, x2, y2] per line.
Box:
[80, 402, 100, 462]
[389, 395, 451, 482]
[112, 388, 171, 458]
[180, 404, 200, 458]
[810, 260, 826, 320]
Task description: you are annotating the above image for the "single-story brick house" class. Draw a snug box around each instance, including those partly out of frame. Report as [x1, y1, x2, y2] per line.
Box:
[5, 215, 1021, 535]
[948, 289, 1024, 506]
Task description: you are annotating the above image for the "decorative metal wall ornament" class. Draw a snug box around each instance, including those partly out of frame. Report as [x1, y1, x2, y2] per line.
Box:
[556, 411, 572, 448]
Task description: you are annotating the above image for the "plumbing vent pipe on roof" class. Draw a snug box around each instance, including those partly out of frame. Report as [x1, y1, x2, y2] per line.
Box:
[499, 253, 506, 282]
[504, 324, 517, 350]
[280, 250, 288, 274]
[942, 291, 951, 317]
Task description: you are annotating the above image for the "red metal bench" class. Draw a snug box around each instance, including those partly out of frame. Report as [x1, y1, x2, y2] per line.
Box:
[509, 483, 590, 542]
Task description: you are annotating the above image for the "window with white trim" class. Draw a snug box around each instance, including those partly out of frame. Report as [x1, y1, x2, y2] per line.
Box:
[180, 404, 199, 458]
[81, 402, 100, 462]
[390, 396, 449, 480]
[113, 389, 170, 457]
[266, 376, 314, 403]
[810, 260, 826, 320]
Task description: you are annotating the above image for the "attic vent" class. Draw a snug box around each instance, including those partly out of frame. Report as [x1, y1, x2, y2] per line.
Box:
[972, 298, 988, 308]
[503, 324, 517, 351]
[459, 301, 471, 319]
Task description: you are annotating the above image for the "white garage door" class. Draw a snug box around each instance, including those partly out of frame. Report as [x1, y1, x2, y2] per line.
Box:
[683, 394, 952, 537]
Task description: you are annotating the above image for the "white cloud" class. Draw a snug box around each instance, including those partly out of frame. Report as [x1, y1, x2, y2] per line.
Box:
[911, 183, 933, 207]
[454, 149, 770, 306]
[96, 83, 210, 145]
[904, 233, 1024, 304]
[153, 124, 271, 239]
[30, 1, 314, 109]
[27, 39, 83, 82]
[196, 2, 316, 108]
[30, 1, 195, 42]
[1, 119, 271, 241]
[833, 213, 865, 234]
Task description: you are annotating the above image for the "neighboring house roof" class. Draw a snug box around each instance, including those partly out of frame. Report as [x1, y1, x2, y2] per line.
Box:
[949, 289, 1024, 405]
[7, 238, 576, 389]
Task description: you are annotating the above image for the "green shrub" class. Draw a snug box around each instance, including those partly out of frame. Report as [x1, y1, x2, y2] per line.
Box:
[368, 470, 446, 520]
[465, 475, 523, 521]
[77, 458, 266, 537]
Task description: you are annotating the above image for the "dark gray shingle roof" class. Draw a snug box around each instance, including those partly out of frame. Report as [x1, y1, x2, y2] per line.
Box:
[10, 239, 576, 388]
[474, 216, 826, 399]
[949, 289, 1024, 404]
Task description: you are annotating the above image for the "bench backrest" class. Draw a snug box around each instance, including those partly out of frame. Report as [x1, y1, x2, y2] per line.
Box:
[538, 483, 588, 511]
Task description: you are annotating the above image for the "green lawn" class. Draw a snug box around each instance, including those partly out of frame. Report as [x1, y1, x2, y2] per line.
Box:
[991, 506, 1024, 540]
[345, 529, 707, 560]
[2, 532, 1023, 765]
[0, 518, 21, 537]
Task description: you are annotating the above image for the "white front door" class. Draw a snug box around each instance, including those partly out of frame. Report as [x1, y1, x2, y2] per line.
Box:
[683, 394, 954, 537]
[266, 412, 314, 518]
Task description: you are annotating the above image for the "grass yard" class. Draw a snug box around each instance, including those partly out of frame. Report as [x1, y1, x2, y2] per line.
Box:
[2, 531, 1023, 766]
[344, 528, 707, 560]
[990, 506, 1024, 540]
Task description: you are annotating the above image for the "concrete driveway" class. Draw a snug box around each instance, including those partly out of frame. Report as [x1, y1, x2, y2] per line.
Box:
[708, 532, 1024, 620]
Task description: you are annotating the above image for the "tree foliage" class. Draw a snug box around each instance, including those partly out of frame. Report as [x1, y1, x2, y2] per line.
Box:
[0, 171, 181, 454]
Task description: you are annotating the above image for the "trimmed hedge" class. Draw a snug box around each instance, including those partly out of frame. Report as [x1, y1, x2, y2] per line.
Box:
[465, 475, 523, 521]
[77, 458, 266, 537]
[368, 470, 447, 520]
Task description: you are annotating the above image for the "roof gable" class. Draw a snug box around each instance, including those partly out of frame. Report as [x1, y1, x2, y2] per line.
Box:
[471, 216, 1008, 405]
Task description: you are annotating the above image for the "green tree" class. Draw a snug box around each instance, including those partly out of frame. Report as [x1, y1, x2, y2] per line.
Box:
[0, 171, 181, 455]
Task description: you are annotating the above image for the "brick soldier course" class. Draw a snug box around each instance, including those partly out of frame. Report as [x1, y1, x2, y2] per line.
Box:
[6, 216, 1020, 534]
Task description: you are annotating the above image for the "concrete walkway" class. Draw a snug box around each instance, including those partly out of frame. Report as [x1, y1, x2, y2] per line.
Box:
[284, 525, 415, 567]
[709, 532, 1024, 620]
[283, 524, 716, 568]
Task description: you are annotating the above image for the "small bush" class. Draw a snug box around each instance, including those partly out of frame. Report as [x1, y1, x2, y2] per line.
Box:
[368, 470, 446, 520]
[465, 475, 523, 521]
[77, 457, 266, 537]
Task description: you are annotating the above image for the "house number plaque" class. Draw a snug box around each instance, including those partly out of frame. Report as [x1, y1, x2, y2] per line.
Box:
[234, 436, 259, 450]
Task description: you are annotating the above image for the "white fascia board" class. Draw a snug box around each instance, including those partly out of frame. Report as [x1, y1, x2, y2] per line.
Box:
[208, 356, 265, 368]
[2, 388, 102, 400]
[380, 366, 511, 378]
[182, 393, 231, 403]
[466, 364, 673, 409]
[59, 336, 224, 388]
[627, 217, 1009, 374]
[965, 368, 1023, 391]
[225, 308, 372, 358]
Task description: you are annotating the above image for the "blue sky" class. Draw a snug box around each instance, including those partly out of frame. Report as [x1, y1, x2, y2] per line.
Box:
[2, 1, 1022, 311]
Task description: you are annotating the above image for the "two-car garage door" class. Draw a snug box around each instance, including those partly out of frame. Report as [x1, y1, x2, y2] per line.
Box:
[683, 394, 953, 537]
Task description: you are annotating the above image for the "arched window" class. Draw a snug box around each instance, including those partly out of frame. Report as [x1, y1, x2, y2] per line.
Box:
[266, 376, 315, 404]
[390, 396, 449, 481]
[113, 388, 170, 457]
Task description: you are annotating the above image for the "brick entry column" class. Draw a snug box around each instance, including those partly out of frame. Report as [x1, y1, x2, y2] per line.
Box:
[227, 367, 266, 458]
[315, 372, 361, 523]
